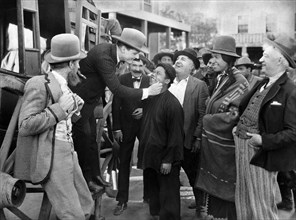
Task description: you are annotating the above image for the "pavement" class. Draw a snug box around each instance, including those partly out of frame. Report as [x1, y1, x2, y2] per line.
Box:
[3, 166, 296, 220]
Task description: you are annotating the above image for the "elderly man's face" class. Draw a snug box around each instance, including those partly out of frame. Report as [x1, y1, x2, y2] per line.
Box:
[121, 47, 140, 64]
[174, 55, 195, 78]
[259, 45, 280, 77]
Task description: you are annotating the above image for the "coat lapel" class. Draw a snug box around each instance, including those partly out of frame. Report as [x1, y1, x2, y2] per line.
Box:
[44, 72, 63, 103]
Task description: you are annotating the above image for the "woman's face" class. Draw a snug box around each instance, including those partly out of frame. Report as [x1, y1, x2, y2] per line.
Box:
[212, 53, 228, 72]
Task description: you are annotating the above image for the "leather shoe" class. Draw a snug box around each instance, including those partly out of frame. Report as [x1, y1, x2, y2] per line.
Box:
[88, 181, 104, 193]
[277, 201, 293, 211]
[113, 202, 127, 216]
[93, 175, 112, 187]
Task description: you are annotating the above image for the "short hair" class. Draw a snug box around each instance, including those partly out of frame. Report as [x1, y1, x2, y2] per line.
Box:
[116, 41, 135, 51]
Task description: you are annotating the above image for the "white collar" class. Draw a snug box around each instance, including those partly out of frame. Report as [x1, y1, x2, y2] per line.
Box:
[51, 70, 67, 86]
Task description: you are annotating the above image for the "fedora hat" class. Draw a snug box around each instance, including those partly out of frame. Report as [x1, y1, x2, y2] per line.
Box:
[45, 34, 86, 64]
[210, 35, 240, 58]
[235, 57, 253, 68]
[174, 48, 200, 69]
[266, 33, 296, 68]
[153, 49, 174, 64]
[112, 28, 149, 54]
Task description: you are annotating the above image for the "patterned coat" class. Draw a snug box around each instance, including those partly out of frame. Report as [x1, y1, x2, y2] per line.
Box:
[196, 69, 249, 202]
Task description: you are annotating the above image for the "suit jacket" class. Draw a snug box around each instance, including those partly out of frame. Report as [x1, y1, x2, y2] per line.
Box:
[183, 75, 209, 149]
[239, 72, 296, 172]
[72, 43, 142, 104]
[112, 72, 150, 131]
[14, 72, 65, 184]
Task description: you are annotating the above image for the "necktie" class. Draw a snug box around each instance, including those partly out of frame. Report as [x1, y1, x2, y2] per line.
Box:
[259, 78, 269, 92]
[132, 77, 141, 82]
[215, 73, 227, 89]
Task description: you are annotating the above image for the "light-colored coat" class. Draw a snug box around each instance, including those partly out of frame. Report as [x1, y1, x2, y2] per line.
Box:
[14, 72, 65, 184]
[183, 75, 209, 149]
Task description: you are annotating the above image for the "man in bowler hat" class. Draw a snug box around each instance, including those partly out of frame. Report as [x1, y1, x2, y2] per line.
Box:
[14, 34, 94, 219]
[71, 28, 162, 191]
[234, 34, 296, 219]
[169, 48, 209, 215]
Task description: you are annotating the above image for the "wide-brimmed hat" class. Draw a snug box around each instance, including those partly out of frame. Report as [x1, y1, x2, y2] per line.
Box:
[235, 57, 254, 68]
[44, 34, 86, 64]
[156, 63, 176, 82]
[174, 48, 200, 69]
[266, 34, 296, 68]
[153, 49, 174, 64]
[112, 28, 149, 54]
[210, 36, 240, 58]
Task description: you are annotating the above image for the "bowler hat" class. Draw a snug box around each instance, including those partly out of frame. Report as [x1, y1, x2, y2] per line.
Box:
[266, 34, 296, 68]
[156, 63, 176, 82]
[235, 57, 254, 68]
[45, 34, 86, 64]
[210, 36, 240, 58]
[112, 28, 149, 54]
[153, 49, 174, 64]
[174, 48, 200, 69]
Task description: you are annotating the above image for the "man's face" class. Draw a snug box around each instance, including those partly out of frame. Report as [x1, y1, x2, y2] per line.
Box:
[212, 53, 228, 72]
[198, 57, 206, 69]
[174, 55, 195, 78]
[67, 60, 81, 87]
[259, 45, 280, 77]
[150, 66, 169, 85]
[237, 65, 251, 78]
[130, 59, 144, 77]
[121, 47, 140, 64]
[160, 56, 173, 65]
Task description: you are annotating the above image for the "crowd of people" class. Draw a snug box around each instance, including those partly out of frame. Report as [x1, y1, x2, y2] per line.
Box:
[13, 26, 296, 220]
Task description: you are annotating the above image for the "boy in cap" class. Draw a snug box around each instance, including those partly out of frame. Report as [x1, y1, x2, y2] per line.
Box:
[14, 34, 94, 219]
[138, 63, 184, 220]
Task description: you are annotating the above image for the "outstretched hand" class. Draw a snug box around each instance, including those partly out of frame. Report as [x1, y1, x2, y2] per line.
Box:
[148, 82, 162, 96]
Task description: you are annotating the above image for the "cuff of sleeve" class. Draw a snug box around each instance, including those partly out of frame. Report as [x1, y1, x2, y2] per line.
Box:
[141, 88, 149, 100]
[48, 103, 67, 122]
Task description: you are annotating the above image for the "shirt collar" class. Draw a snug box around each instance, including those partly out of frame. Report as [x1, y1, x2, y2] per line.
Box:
[174, 76, 189, 83]
[267, 70, 285, 87]
[51, 70, 67, 86]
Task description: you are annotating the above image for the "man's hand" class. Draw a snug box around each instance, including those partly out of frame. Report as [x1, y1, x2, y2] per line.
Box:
[148, 82, 162, 96]
[246, 132, 262, 146]
[132, 108, 143, 120]
[113, 130, 123, 142]
[58, 91, 75, 115]
[160, 163, 172, 175]
[191, 139, 201, 153]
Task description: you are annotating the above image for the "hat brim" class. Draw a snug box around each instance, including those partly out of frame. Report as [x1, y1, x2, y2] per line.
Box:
[153, 52, 174, 63]
[112, 35, 149, 54]
[44, 50, 87, 64]
[174, 51, 200, 69]
[210, 49, 240, 58]
[266, 38, 296, 68]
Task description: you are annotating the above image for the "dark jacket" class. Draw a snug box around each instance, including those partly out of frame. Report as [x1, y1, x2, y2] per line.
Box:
[72, 43, 143, 104]
[239, 72, 296, 172]
[112, 72, 150, 131]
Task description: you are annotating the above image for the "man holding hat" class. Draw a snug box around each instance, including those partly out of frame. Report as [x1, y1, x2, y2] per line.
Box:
[235, 56, 262, 89]
[169, 48, 209, 215]
[234, 34, 296, 219]
[138, 63, 184, 220]
[14, 33, 94, 219]
[152, 49, 174, 66]
[71, 28, 162, 190]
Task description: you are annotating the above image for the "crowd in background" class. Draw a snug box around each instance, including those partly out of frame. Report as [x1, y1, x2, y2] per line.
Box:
[12, 26, 296, 220]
